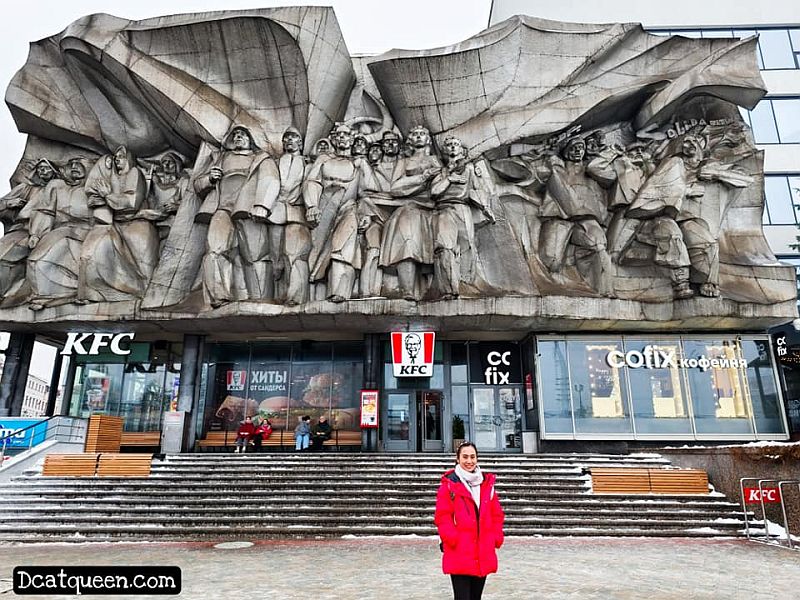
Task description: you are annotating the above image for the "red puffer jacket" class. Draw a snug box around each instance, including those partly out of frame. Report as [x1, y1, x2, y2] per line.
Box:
[434, 469, 505, 577]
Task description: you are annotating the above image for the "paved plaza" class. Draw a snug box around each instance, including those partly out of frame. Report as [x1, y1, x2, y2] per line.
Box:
[1, 536, 798, 599]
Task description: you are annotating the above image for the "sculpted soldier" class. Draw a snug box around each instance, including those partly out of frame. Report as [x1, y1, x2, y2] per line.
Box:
[276, 127, 312, 305]
[305, 122, 364, 302]
[356, 131, 404, 297]
[0, 158, 59, 302]
[538, 135, 614, 297]
[430, 136, 494, 300]
[379, 125, 441, 301]
[27, 158, 94, 309]
[194, 125, 280, 306]
[81, 146, 159, 302]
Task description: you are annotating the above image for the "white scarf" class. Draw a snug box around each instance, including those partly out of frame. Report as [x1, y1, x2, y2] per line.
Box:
[455, 464, 483, 509]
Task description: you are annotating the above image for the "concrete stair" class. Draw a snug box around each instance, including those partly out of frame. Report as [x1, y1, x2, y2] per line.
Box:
[0, 453, 749, 542]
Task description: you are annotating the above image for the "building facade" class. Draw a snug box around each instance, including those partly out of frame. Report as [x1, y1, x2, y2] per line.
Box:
[0, 5, 796, 450]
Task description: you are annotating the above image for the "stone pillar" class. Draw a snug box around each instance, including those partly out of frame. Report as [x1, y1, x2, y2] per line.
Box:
[362, 333, 382, 452]
[44, 351, 64, 416]
[178, 334, 205, 452]
[0, 333, 36, 417]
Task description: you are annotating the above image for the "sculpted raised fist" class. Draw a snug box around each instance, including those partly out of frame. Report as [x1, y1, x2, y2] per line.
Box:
[306, 206, 321, 228]
[209, 166, 223, 183]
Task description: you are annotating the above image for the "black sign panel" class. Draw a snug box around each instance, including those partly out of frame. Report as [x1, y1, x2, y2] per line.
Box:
[469, 342, 522, 385]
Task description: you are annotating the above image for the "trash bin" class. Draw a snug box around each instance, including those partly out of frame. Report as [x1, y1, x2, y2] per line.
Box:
[160, 411, 185, 454]
[521, 431, 539, 454]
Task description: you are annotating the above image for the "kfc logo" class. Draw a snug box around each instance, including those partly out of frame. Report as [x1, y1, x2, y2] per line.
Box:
[391, 332, 435, 377]
[226, 370, 247, 391]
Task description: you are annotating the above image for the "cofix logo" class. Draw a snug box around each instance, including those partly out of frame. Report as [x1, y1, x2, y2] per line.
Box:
[61, 333, 134, 356]
[226, 370, 247, 391]
[391, 332, 435, 377]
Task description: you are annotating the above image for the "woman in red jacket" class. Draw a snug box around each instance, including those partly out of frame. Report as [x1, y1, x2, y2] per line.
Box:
[435, 442, 505, 600]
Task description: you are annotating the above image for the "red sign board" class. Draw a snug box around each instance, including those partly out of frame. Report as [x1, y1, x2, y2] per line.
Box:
[391, 332, 435, 377]
[743, 487, 781, 504]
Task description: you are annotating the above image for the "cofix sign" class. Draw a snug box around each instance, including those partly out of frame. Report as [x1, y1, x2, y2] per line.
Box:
[743, 487, 781, 504]
[391, 332, 435, 377]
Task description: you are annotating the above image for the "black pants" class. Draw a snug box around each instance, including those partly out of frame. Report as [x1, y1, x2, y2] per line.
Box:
[450, 575, 486, 600]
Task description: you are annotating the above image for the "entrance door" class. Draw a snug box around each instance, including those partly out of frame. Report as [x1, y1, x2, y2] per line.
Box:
[472, 387, 522, 451]
[383, 390, 444, 452]
[418, 391, 444, 452]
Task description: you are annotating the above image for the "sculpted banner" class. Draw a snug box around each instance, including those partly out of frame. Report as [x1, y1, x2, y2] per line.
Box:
[0, 8, 795, 322]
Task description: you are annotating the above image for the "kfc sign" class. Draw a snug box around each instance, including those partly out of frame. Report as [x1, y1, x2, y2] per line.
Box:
[226, 370, 247, 391]
[61, 332, 135, 356]
[391, 332, 435, 377]
[743, 487, 781, 504]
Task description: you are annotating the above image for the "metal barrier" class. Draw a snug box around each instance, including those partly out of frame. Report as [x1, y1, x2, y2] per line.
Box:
[1, 416, 88, 464]
[740, 477, 800, 550]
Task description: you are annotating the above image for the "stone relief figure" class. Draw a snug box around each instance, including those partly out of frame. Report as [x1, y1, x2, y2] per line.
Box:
[356, 130, 404, 297]
[80, 146, 159, 302]
[276, 127, 312, 306]
[430, 136, 495, 299]
[305, 123, 364, 302]
[193, 125, 280, 307]
[379, 125, 441, 301]
[538, 135, 615, 297]
[147, 152, 190, 245]
[0, 158, 59, 304]
[27, 157, 94, 310]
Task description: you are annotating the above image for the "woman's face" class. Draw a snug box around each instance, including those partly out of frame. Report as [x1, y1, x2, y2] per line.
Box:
[457, 446, 478, 472]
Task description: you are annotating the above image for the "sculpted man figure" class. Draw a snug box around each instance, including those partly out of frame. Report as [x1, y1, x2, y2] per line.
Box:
[81, 146, 159, 302]
[379, 125, 441, 301]
[276, 127, 312, 305]
[430, 136, 494, 299]
[305, 122, 364, 302]
[356, 130, 404, 297]
[0, 159, 59, 302]
[538, 135, 615, 297]
[194, 125, 280, 307]
[27, 158, 94, 309]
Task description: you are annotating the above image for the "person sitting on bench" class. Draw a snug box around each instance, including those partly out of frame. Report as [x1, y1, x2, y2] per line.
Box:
[235, 416, 255, 453]
[310, 415, 332, 452]
[252, 417, 273, 452]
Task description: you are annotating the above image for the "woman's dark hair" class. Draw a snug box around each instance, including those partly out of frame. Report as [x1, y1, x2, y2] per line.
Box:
[455, 441, 478, 463]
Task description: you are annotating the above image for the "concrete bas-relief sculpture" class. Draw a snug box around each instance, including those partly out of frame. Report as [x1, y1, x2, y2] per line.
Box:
[0, 9, 795, 330]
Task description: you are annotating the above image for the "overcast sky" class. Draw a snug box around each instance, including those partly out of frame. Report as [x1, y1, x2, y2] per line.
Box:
[0, 1, 492, 380]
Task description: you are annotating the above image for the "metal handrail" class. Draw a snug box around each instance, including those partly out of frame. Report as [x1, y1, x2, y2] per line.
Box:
[0, 416, 54, 463]
[740, 476, 800, 550]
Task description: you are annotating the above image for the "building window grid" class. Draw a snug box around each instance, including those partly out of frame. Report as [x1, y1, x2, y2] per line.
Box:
[763, 174, 800, 225]
[650, 27, 800, 70]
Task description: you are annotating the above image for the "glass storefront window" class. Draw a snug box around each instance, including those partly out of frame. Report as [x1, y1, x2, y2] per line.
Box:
[625, 341, 692, 435]
[70, 363, 124, 419]
[538, 340, 573, 434]
[740, 339, 784, 435]
[684, 340, 753, 435]
[569, 341, 633, 434]
[537, 335, 787, 440]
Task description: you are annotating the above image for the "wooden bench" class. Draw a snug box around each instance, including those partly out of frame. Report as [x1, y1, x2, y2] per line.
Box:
[120, 432, 161, 448]
[42, 453, 100, 477]
[648, 468, 709, 495]
[590, 467, 709, 495]
[96, 453, 153, 477]
[590, 468, 652, 494]
[197, 429, 362, 451]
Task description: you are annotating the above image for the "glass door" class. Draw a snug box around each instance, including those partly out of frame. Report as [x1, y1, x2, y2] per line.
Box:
[384, 391, 413, 451]
[419, 391, 444, 452]
[471, 387, 522, 451]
